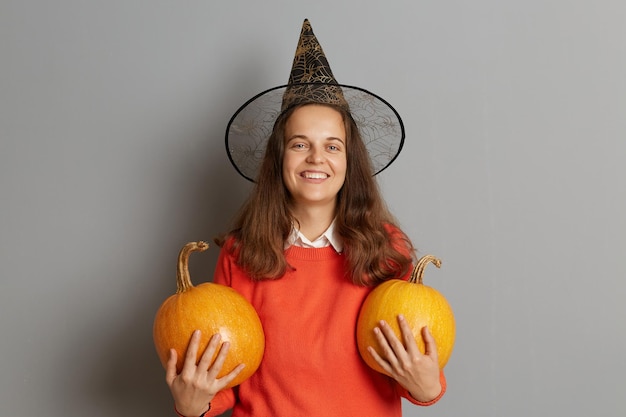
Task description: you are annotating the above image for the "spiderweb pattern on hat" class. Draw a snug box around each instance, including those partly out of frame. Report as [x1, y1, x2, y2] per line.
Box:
[225, 19, 404, 182]
[226, 84, 404, 182]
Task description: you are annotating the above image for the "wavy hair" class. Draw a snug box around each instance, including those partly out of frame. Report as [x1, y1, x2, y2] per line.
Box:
[216, 103, 414, 286]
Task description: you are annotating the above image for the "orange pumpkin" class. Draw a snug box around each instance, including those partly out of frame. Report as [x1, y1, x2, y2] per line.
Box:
[356, 255, 455, 374]
[153, 241, 265, 388]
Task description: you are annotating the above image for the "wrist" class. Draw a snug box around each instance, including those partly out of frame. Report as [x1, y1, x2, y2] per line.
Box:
[409, 382, 442, 403]
[174, 403, 211, 417]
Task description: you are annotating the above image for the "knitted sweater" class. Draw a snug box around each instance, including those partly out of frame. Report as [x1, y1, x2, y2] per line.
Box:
[204, 242, 446, 417]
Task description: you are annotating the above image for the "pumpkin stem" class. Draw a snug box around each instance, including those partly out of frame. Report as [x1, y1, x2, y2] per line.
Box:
[409, 255, 442, 284]
[176, 241, 209, 293]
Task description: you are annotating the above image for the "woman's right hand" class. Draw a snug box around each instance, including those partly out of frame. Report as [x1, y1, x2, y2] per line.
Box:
[166, 330, 245, 417]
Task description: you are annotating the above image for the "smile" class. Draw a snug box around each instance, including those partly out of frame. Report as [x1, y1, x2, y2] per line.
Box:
[301, 171, 329, 179]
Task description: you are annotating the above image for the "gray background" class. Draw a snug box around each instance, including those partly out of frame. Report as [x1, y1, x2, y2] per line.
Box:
[1, 1, 624, 416]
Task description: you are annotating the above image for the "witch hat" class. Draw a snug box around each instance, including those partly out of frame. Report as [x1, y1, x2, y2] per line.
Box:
[281, 19, 347, 111]
[226, 19, 404, 182]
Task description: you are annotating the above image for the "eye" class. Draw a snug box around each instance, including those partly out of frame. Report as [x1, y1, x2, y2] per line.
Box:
[327, 142, 344, 152]
[288, 141, 308, 151]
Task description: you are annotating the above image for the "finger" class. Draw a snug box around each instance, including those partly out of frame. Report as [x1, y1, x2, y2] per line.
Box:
[373, 321, 402, 368]
[182, 330, 202, 369]
[165, 348, 178, 386]
[207, 340, 231, 379]
[197, 333, 221, 371]
[422, 326, 439, 360]
[217, 363, 246, 388]
[398, 315, 420, 356]
[378, 320, 408, 359]
[367, 345, 394, 376]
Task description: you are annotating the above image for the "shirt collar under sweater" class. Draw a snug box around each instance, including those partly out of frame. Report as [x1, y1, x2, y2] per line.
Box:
[286, 219, 343, 253]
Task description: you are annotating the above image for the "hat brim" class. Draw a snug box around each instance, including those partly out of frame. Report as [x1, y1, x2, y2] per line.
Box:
[225, 83, 405, 182]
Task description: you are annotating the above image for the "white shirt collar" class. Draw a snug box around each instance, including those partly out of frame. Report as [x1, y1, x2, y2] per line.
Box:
[286, 219, 343, 253]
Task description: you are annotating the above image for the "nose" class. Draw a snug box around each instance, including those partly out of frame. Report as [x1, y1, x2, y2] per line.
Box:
[306, 146, 325, 164]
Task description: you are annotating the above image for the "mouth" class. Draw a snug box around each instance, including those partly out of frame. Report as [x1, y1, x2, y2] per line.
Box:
[301, 171, 329, 179]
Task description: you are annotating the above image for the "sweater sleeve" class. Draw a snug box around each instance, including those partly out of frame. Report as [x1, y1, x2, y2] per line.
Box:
[397, 369, 447, 406]
[172, 389, 235, 417]
[202, 389, 237, 417]
[213, 242, 234, 286]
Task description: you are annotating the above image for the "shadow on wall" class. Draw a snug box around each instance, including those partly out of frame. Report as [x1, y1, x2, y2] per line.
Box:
[85, 141, 244, 417]
[102, 166, 244, 417]
[63, 45, 267, 417]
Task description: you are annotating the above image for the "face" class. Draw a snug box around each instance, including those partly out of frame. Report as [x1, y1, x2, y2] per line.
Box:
[282, 104, 347, 212]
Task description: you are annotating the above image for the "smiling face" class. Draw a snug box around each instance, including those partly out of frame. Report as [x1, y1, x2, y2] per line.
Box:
[282, 104, 347, 213]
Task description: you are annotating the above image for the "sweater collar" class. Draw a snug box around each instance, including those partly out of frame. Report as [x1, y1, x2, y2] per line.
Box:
[286, 219, 343, 253]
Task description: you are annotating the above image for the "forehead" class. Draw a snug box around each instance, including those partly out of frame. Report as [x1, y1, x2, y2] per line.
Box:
[284, 104, 345, 136]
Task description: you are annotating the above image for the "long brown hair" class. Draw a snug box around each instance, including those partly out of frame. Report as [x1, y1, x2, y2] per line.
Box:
[216, 103, 414, 286]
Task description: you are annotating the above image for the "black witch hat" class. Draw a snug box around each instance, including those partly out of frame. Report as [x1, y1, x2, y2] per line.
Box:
[226, 19, 404, 182]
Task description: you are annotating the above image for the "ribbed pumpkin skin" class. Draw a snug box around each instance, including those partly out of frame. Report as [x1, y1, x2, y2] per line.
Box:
[356, 278, 455, 374]
[153, 282, 265, 388]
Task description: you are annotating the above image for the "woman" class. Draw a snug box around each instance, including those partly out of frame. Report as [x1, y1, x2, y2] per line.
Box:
[165, 20, 446, 417]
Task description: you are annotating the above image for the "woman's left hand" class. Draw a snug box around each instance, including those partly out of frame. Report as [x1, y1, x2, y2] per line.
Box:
[367, 314, 442, 403]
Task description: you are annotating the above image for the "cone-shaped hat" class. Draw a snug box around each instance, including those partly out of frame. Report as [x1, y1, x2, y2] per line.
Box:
[281, 19, 348, 111]
[226, 19, 404, 182]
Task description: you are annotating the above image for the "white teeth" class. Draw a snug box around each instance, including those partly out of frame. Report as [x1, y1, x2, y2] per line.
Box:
[303, 172, 328, 179]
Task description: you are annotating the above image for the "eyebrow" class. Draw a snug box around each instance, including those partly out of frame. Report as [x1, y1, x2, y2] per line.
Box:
[326, 137, 346, 145]
[286, 135, 345, 145]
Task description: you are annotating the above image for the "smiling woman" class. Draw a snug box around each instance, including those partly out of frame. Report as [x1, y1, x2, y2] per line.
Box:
[164, 19, 447, 417]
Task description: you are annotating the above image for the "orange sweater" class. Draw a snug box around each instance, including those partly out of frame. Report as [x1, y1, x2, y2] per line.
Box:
[205, 242, 446, 417]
